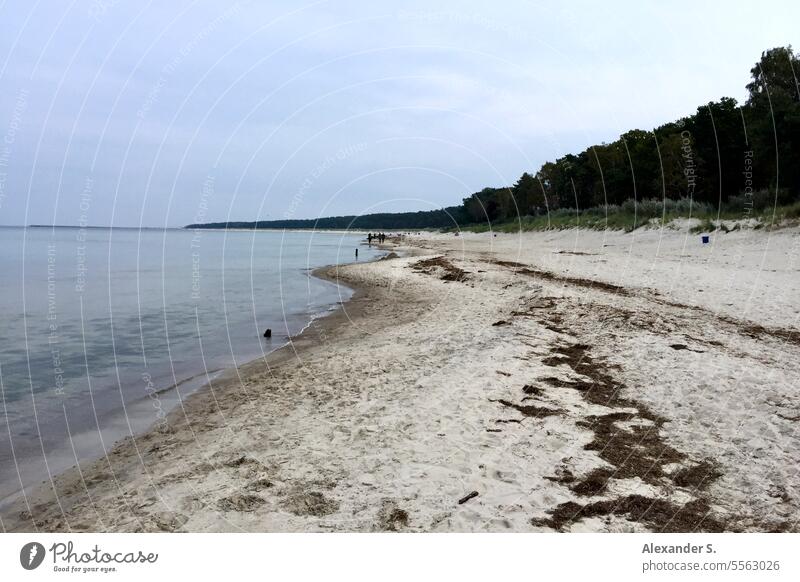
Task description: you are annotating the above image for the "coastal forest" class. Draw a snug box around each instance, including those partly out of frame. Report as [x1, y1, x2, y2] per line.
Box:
[188, 46, 800, 231]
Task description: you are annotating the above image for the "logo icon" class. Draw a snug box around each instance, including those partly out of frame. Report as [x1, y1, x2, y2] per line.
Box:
[20, 542, 46, 570]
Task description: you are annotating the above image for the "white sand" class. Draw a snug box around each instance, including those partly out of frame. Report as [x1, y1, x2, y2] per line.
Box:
[2, 226, 799, 532]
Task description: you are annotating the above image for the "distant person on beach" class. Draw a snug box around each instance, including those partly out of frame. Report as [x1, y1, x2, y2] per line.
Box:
[355, 248, 358, 259]
[367, 233, 373, 244]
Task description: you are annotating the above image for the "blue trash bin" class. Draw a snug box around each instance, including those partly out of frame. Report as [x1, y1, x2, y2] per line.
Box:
[701, 235, 710, 244]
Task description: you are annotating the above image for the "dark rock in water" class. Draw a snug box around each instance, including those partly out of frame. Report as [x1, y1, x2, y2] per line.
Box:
[263, 328, 272, 338]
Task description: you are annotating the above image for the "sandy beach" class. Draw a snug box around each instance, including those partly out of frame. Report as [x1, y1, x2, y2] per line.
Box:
[2, 225, 799, 533]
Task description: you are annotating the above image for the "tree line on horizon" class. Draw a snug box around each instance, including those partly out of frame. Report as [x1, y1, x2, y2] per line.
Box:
[189, 47, 799, 231]
[461, 46, 800, 225]
[185, 209, 463, 230]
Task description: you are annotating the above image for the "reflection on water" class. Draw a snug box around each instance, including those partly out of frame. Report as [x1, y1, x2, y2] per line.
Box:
[0, 226, 378, 501]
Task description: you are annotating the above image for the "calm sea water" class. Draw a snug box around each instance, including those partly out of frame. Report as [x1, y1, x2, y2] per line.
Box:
[0, 226, 380, 502]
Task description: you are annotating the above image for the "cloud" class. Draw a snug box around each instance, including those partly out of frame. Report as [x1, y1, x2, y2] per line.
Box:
[0, 0, 798, 225]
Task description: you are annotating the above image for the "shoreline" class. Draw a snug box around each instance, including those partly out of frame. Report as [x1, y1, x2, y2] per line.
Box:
[0, 244, 395, 521]
[2, 228, 798, 532]
[1, 239, 420, 532]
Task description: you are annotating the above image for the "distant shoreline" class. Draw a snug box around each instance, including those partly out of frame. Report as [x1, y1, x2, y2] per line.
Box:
[25, 224, 181, 230]
[13, 224, 423, 233]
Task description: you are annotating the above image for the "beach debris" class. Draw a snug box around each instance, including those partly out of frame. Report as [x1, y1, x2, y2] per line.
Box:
[263, 328, 272, 338]
[216, 494, 266, 512]
[534, 340, 729, 531]
[545, 466, 576, 485]
[670, 461, 723, 488]
[412, 256, 469, 282]
[489, 397, 562, 418]
[568, 467, 615, 496]
[458, 491, 479, 505]
[669, 343, 705, 353]
[494, 259, 626, 294]
[492, 320, 510, 326]
[179, 497, 206, 513]
[532, 495, 725, 533]
[522, 384, 545, 397]
[377, 500, 410, 531]
[766, 485, 791, 502]
[281, 491, 339, 517]
[245, 478, 274, 492]
[220, 454, 262, 468]
[150, 511, 189, 532]
[733, 320, 800, 346]
[777, 412, 800, 422]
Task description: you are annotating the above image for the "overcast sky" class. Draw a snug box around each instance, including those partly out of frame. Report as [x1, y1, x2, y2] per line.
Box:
[0, 0, 797, 227]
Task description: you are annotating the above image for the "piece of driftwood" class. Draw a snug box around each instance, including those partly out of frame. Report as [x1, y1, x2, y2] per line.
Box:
[458, 491, 479, 504]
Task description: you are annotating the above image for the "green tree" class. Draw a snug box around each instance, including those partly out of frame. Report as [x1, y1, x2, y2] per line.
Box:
[745, 46, 800, 197]
[512, 172, 541, 215]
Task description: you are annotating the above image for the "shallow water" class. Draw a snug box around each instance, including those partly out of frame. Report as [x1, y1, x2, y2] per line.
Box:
[0, 226, 380, 502]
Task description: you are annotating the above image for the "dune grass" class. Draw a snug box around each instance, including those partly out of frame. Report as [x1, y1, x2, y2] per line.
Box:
[454, 196, 800, 234]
